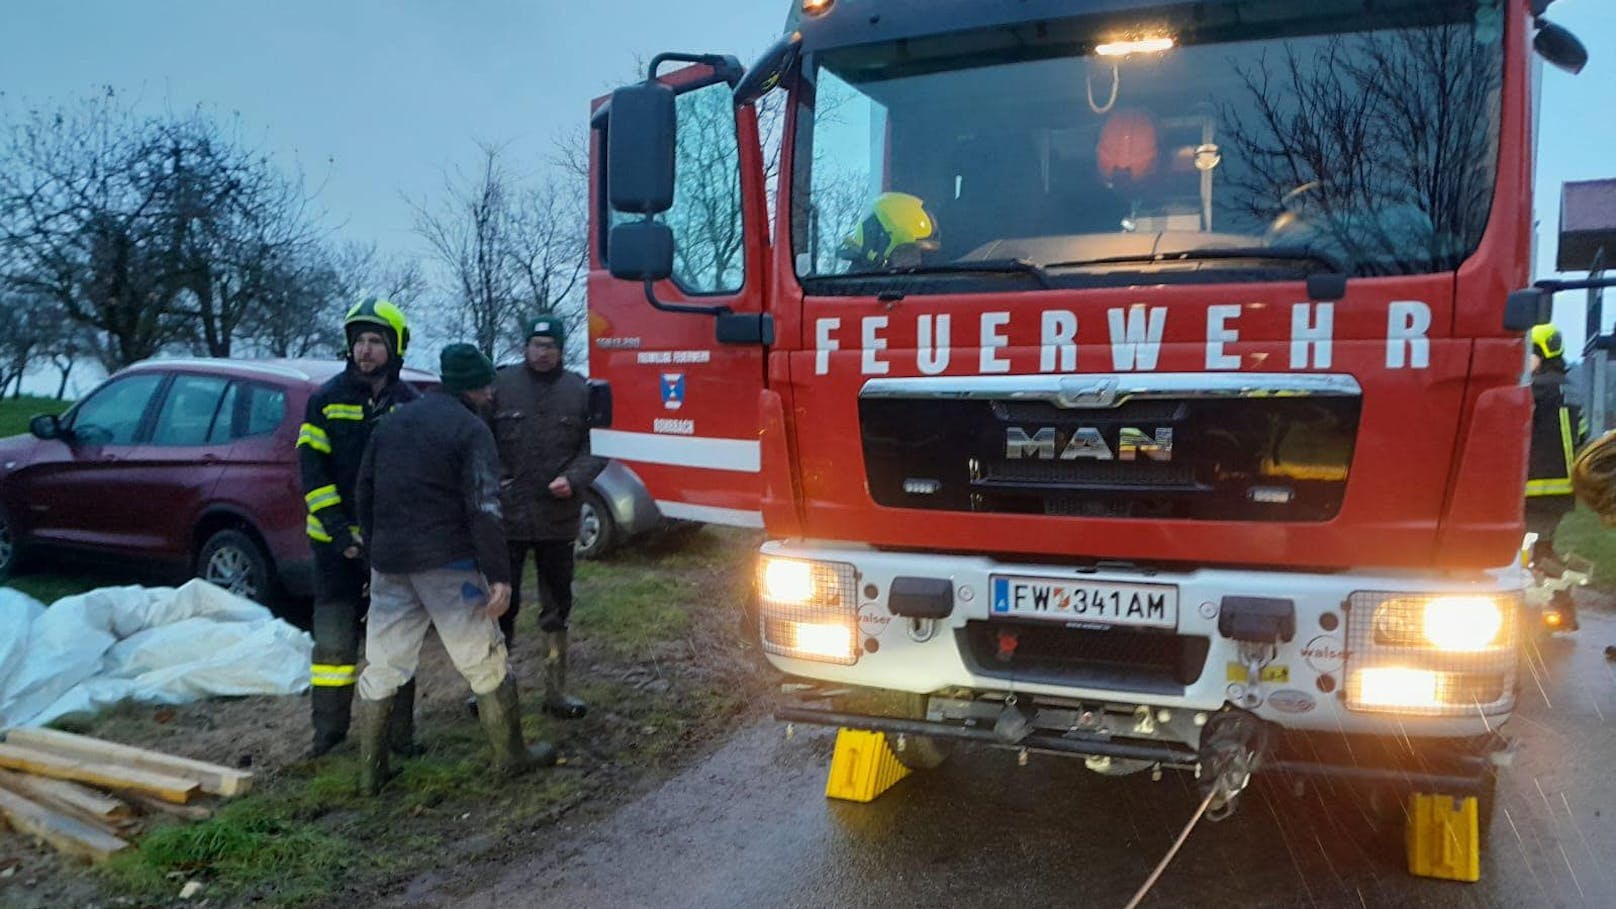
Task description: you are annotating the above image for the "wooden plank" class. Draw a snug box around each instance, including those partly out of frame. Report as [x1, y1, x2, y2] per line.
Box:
[0, 744, 198, 804]
[0, 770, 130, 819]
[3, 728, 252, 797]
[0, 786, 129, 862]
[0, 771, 130, 837]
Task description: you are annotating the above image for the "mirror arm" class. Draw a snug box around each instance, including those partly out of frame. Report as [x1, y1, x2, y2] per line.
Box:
[643, 280, 731, 317]
[648, 53, 744, 87]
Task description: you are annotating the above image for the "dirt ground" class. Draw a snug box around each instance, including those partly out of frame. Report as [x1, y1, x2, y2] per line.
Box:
[0, 527, 774, 909]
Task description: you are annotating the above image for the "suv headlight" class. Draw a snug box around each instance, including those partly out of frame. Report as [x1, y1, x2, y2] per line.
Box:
[1345, 591, 1518, 716]
[756, 556, 858, 665]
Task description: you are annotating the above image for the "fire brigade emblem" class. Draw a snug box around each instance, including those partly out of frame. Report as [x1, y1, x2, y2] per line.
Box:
[660, 373, 685, 411]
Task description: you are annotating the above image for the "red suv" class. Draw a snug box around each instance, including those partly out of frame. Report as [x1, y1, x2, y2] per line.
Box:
[0, 358, 437, 603]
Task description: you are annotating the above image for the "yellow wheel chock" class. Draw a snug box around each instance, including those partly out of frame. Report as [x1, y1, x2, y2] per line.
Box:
[825, 728, 911, 803]
[1406, 793, 1481, 882]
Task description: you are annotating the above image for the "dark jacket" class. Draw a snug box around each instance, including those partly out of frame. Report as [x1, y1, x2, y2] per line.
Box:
[356, 390, 509, 583]
[490, 365, 605, 541]
[1528, 365, 1585, 498]
[296, 366, 419, 552]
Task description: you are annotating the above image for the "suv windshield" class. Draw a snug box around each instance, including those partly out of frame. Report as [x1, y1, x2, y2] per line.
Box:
[791, 0, 1504, 294]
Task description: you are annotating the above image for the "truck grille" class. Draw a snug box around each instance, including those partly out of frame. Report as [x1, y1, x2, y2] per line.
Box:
[959, 620, 1211, 695]
[860, 374, 1361, 522]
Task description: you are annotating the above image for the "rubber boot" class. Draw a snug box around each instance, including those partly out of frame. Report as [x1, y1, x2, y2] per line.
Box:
[355, 696, 396, 797]
[307, 685, 354, 758]
[475, 675, 558, 777]
[542, 630, 588, 719]
[388, 678, 426, 758]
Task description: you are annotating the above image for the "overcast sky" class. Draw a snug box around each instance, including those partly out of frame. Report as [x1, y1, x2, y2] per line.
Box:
[2, 0, 1611, 364]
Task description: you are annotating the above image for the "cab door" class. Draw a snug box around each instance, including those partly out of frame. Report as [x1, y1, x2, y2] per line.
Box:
[587, 61, 771, 528]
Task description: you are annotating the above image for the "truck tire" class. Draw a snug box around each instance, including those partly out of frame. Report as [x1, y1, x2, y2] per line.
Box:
[197, 528, 272, 603]
[575, 490, 617, 560]
[0, 508, 20, 579]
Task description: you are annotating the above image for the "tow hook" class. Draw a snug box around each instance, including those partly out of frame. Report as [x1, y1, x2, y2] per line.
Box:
[1197, 712, 1269, 821]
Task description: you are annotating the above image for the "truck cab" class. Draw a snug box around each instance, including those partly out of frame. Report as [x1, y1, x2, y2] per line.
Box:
[586, 0, 1595, 870]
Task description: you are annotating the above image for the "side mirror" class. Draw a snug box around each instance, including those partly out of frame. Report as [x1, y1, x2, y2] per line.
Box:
[587, 379, 613, 429]
[28, 413, 62, 441]
[608, 222, 675, 282]
[734, 32, 802, 107]
[607, 82, 676, 215]
[1504, 288, 1551, 331]
[1533, 19, 1588, 75]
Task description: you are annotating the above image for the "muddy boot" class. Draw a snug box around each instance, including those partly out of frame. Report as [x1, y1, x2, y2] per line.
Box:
[307, 685, 354, 758]
[355, 696, 396, 797]
[475, 676, 558, 777]
[388, 678, 426, 758]
[542, 630, 587, 719]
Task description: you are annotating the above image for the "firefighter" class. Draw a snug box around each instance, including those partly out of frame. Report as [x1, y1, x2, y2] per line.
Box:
[839, 192, 940, 271]
[489, 313, 605, 719]
[353, 344, 556, 795]
[1526, 322, 1585, 631]
[297, 297, 421, 758]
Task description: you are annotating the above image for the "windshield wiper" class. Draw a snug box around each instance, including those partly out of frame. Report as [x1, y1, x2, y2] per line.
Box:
[1044, 247, 1346, 275]
[816, 257, 1054, 289]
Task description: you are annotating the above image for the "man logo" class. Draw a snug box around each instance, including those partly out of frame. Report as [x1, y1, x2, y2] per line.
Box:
[1005, 426, 1173, 462]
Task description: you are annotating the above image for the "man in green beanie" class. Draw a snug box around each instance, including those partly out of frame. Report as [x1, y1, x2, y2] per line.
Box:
[352, 343, 556, 795]
[490, 312, 604, 719]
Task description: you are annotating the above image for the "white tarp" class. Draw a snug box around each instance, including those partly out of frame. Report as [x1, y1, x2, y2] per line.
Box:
[0, 579, 311, 729]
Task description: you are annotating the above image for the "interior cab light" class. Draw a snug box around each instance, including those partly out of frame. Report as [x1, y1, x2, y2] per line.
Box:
[802, 0, 834, 16]
[1096, 36, 1176, 57]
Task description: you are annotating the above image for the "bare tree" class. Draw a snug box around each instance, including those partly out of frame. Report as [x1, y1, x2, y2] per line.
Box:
[509, 176, 588, 360]
[410, 143, 524, 359]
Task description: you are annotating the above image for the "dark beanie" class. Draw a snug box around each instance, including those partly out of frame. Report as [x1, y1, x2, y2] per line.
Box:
[439, 344, 495, 395]
[526, 313, 566, 347]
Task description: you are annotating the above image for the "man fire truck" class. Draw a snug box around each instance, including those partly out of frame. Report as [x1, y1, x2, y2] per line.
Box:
[585, 0, 1600, 880]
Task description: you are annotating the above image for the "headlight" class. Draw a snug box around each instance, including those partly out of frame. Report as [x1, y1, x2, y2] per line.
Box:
[761, 559, 816, 605]
[756, 556, 858, 665]
[1345, 590, 1518, 717]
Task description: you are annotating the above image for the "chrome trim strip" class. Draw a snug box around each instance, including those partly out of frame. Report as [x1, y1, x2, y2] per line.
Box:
[859, 373, 1362, 408]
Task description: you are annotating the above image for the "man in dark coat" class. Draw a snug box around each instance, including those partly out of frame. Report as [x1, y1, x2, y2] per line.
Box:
[353, 344, 556, 795]
[491, 313, 605, 718]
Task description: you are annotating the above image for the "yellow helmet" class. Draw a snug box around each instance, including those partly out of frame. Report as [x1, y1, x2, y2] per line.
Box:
[841, 192, 939, 268]
[1530, 323, 1563, 360]
[344, 297, 411, 358]
[1573, 429, 1616, 524]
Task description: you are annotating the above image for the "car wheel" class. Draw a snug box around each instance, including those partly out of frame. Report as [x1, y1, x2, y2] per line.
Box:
[575, 491, 618, 560]
[197, 528, 272, 603]
[0, 508, 19, 578]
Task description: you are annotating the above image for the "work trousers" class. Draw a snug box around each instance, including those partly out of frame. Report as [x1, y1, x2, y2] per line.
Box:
[1526, 495, 1575, 562]
[310, 544, 368, 697]
[503, 538, 576, 643]
[358, 566, 510, 701]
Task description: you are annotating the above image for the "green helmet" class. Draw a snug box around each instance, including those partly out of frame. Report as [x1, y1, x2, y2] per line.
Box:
[1531, 323, 1563, 361]
[343, 297, 410, 358]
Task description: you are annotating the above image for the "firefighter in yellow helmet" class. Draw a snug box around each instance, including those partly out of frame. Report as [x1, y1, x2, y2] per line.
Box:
[297, 297, 422, 757]
[1525, 322, 1586, 630]
[840, 192, 940, 271]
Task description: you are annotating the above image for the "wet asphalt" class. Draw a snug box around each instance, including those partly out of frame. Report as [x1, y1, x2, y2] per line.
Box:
[398, 611, 1616, 909]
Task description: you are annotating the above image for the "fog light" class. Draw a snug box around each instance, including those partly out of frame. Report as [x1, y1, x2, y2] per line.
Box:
[789, 621, 855, 661]
[1423, 596, 1505, 651]
[1354, 667, 1440, 710]
[761, 558, 815, 605]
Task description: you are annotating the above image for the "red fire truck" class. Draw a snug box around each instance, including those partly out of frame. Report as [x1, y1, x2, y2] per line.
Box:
[586, 0, 1594, 876]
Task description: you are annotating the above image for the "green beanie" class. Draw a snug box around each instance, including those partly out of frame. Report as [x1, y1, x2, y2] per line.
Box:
[526, 313, 566, 347]
[439, 344, 495, 395]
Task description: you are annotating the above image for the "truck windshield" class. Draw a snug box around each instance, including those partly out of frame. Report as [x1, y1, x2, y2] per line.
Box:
[791, 0, 1504, 294]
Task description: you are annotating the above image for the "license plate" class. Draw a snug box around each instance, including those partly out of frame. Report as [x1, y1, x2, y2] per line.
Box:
[990, 575, 1178, 629]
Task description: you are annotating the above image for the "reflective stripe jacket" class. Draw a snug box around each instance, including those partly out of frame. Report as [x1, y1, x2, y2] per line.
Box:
[1527, 367, 1585, 498]
[296, 366, 420, 550]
